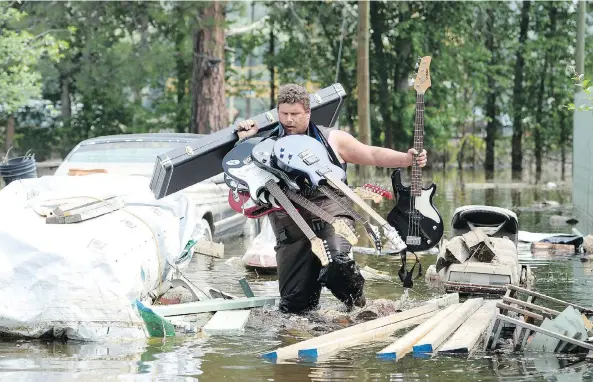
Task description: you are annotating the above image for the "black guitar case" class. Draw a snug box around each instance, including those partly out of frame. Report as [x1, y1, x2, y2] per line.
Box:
[149, 83, 347, 199]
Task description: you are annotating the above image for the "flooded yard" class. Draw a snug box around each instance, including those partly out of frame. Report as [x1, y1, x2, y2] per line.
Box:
[1, 168, 591, 381]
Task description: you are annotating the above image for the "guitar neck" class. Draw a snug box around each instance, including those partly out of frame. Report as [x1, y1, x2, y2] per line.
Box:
[412, 93, 424, 197]
[265, 180, 316, 241]
[324, 173, 389, 227]
[284, 188, 336, 224]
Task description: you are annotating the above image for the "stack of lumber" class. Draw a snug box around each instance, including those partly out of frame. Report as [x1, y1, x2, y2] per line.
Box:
[260, 294, 505, 361]
[377, 298, 497, 360]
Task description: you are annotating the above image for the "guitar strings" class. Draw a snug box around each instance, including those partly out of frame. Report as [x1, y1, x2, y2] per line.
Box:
[412, 93, 424, 237]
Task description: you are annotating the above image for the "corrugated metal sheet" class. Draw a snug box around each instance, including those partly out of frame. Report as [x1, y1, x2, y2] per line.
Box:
[573, 91, 593, 235]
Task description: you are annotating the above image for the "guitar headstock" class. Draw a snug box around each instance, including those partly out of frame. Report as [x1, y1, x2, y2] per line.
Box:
[355, 183, 393, 202]
[310, 237, 331, 266]
[414, 56, 432, 94]
[355, 188, 382, 203]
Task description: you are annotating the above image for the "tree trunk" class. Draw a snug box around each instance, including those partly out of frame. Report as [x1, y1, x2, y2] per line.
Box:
[560, 110, 567, 180]
[175, 37, 188, 133]
[458, 88, 471, 171]
[246, 1, 255, 117]
[175, 5, 188, 133]
[534, 6, 556, 179]
[484, 7, 497, 175]
[511, 0, 530, 175]
[5, 114, 15, 152]
[60, 75, 71, 121]
[268, 21, 275, 110]
[356, 0, 371, 148]
[370, 1, 393, 149]
[576, 0, 586, 75]
[190, 1, 227, 134]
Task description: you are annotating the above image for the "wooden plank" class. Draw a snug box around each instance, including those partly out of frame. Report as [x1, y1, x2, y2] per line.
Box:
[439, 301, 497, 354]
[194, 240, 224, 258]
[377, 304, 461, 360]
[497, 302, 544, 321]
[426, 293, 460, 308]
[239, 278, 255, 297]
[506, 285, 592, 313]
[413, 298, 484, 354]
[497, 314, 593, 352]
[149, 296, 278, 317]
[261, 303, 441, 360]
[443, 281, 506, 295]
[298, 312, 434, 359]
[46, 199, 124, 224]
[202, 310, 251, 335]
[502, 296, 560, 317]
[488, 317, 504, 350]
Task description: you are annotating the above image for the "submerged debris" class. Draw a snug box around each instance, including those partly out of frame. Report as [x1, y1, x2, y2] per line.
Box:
[245, 296, 427, 337]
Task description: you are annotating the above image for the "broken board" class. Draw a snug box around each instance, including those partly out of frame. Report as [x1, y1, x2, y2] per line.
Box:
[462, 228, 489, 252]
[202, 310, 251, 335]
[493, 314, 593, 352]
[526, 306, 588, 353]
[194, 240, 224, 258]
[46, 197, 124, 224]
[149, 296, 277, 317]
[444, 236, 470, 264]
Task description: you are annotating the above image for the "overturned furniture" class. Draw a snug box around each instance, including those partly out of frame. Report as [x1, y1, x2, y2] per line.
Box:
[426, 205, 532, 296]
[486, 285, 593, 354]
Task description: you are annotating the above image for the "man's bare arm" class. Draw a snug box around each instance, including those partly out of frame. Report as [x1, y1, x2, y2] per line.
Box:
[331, 130, 426, 168]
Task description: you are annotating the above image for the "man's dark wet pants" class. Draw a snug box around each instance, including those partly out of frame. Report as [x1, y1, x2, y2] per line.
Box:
[269, 197, 366, 314]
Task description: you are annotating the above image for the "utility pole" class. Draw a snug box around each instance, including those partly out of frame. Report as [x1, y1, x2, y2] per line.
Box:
[356, 0, 371, 178]
[576, 0, 586, 76]
[246, 1, 255, 117]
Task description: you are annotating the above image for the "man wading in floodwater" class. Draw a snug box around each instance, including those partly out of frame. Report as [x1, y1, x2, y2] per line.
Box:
[236, 84, 428, 314]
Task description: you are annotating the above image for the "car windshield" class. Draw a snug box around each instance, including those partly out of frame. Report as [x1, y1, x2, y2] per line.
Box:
[67, 140, 188, 164]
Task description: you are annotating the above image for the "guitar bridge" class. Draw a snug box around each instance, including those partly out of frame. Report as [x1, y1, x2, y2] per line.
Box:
[406, 236, 421, 246]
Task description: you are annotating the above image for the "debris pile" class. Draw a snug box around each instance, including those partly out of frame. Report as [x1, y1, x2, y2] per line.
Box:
[428, 228, 531, 295]
[486, 285, 593, 355]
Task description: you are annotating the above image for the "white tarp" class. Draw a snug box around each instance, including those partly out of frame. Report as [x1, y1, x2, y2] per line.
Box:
[518, 230, 580, 243]
[0, 174, 199, 341]
[241, 216, 277, 270]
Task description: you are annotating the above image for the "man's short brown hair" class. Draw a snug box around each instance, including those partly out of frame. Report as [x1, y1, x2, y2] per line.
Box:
[277, 84, 310, 112]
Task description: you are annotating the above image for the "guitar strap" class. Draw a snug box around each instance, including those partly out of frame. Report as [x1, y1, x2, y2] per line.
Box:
[398, 251, 423, 288]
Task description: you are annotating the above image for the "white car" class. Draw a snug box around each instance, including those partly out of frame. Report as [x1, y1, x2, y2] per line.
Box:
[0, 172, 200, 340]
[54, 133, 250, 241]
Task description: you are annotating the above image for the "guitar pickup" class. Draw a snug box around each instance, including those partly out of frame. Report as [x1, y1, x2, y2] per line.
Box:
[316, 167, 330, 175]
[303, 155, 319, 165]
[298, 149, 312, 159]
[406, 236, 421, 245]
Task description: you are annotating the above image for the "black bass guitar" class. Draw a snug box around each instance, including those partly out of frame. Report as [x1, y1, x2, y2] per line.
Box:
[387, 56, 444, 253]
